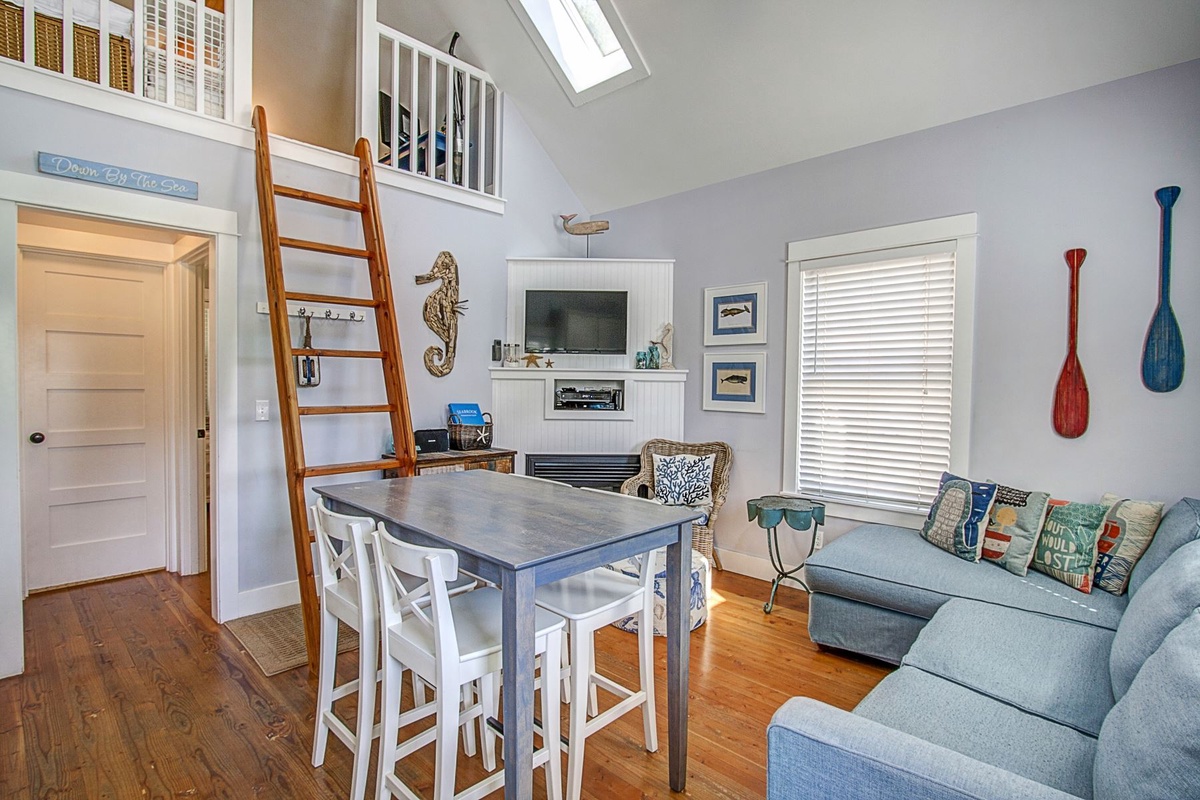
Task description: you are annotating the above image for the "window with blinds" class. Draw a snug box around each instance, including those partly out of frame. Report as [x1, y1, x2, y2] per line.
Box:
[796, 242, 957, 513]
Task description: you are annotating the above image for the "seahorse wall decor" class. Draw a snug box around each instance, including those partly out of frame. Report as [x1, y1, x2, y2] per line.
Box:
[415, 251, 468, 377]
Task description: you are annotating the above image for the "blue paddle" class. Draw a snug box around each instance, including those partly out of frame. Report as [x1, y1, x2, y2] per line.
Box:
[1142, 186, 1184, 392]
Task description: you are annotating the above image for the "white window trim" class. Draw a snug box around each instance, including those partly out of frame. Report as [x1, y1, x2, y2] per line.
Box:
[783, 213, 978, 527]
[507, 0, 649, 107]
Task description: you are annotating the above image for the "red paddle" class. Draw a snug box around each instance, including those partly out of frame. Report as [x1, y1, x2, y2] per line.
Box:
[1053, 248, 1089, 438]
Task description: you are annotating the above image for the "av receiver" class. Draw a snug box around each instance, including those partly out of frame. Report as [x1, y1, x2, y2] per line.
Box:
[554, 387, 623, 411]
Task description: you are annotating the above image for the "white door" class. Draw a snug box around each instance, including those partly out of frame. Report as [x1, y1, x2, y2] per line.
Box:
[19, 249, 167, 590]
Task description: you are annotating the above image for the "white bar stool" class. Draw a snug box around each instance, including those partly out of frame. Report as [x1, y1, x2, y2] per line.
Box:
[310, 499, 383, 800]
[534, 504, 658, 800]
[372, 525, 566, 800]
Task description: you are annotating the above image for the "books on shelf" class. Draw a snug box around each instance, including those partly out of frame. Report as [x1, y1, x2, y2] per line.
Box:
[447, 402, 485, 425]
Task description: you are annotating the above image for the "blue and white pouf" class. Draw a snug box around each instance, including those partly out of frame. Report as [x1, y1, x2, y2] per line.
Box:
[607, 548, 710, 635]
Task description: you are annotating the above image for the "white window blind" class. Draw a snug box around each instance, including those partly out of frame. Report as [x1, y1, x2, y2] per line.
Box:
[797, 242, 957, 512]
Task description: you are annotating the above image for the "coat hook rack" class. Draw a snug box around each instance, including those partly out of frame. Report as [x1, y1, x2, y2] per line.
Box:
[255, 301, 366, 322]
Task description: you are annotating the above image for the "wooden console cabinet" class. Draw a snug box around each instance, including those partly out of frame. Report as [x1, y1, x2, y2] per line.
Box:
[383, 448, 517, 478]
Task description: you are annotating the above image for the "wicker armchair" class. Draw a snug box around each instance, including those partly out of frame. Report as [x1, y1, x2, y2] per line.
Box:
[620, 438, 733, 569]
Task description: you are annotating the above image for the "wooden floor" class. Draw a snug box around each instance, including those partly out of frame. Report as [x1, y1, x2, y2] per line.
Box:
[0, 569, 891, 799]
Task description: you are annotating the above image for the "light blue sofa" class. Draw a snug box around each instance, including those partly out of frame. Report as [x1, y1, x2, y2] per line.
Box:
[767, 497, 1200, 799]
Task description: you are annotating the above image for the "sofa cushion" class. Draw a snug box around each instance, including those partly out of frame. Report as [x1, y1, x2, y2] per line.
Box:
[1109, 537, 1200, 699]
[807, 524, 1128, 629]
[807, 592, 930, 665]
[855, 667, 1097, 799]
[902, 599, 1115, 736]
[1126, 497, 1200, 596]
[1095, 608, 1200, 800]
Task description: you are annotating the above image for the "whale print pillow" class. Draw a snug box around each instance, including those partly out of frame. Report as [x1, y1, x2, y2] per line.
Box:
[920, 472, 997, 562]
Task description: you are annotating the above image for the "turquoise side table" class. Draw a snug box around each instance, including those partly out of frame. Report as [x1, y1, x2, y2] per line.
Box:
[747, 495, 825, 613]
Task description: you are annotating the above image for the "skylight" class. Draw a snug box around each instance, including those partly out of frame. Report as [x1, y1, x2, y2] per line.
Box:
[508, 0, 649, 106]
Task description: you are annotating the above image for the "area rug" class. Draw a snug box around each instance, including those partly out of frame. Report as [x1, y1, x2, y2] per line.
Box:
[225, 604, 358, 677]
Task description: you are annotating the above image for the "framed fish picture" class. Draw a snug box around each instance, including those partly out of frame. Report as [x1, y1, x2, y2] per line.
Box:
[704, 352, 766, 413]
[704, 282, 767, 345]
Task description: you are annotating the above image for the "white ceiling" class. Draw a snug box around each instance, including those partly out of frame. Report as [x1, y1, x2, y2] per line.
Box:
[398, 0, 1200, 213]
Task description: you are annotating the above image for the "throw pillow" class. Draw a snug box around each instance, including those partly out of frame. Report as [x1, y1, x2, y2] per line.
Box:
[981, 483, 1052, 576]
[652, 453, 716, 507]
[1094, 494, 1165, 595]
[919, 472, 997, 562]
[1031, 500, 1107, 593]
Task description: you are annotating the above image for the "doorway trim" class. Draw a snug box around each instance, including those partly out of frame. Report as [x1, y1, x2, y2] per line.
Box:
[0, 170, 239, 678]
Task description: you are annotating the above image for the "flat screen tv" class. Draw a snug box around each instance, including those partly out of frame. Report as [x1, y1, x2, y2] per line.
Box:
[524, 290, 628, 354]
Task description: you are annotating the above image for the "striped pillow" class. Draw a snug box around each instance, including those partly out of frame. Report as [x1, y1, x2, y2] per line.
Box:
[1094, 495, 1165, 595]
[981, 484, 1051, 576]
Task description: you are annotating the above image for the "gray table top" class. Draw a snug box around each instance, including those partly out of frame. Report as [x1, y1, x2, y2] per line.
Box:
[315, 470, 701, 571]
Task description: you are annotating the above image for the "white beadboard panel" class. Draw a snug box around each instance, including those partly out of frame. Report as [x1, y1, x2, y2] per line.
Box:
[491, 368, 685, 465]
[506, 258, 674, 371]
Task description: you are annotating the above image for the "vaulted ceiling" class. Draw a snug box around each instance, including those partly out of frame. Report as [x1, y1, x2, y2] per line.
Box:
[390, 1, 1200, 213]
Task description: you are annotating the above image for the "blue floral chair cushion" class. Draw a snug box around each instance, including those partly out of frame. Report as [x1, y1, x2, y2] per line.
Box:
[606, 548, 710, 635]
[652, 453, 716, 506]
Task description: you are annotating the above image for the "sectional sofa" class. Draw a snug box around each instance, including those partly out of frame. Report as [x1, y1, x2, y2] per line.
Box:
[766, 496, 1200, 799]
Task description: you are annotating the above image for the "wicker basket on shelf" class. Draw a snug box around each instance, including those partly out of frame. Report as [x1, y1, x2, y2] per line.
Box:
[448, 413, 493, 451]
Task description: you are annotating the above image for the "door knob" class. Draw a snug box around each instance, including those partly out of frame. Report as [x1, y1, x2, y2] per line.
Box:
[29, 432, 45, 444]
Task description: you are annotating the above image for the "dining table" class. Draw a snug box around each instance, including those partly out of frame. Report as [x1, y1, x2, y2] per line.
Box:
[314, 469, 700, 798]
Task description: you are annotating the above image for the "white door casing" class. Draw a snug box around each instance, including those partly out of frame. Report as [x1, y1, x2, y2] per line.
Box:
[0, 171, 239, 680]
[19, 247, 168, 590]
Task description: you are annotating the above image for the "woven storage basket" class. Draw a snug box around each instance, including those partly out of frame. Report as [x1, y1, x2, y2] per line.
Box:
[0, 1, 132, 91]
[448, 412, 493, 451]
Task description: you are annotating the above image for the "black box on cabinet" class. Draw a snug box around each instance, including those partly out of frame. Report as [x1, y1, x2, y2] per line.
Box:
[414, 428, 450, 453]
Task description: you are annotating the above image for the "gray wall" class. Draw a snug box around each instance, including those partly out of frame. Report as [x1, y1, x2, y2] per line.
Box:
[594, 60, 1200, 564]
[0, 86, 587, 593]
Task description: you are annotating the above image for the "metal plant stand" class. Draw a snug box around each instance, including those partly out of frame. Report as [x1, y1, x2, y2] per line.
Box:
[747, 495, 825, 613]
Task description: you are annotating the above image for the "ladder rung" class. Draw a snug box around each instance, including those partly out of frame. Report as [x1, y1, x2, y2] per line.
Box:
[286, 291, 378, 308]
[303, 458, 401, 478]
[294, 348, 385, 359]
[280, 237, 371, 259]
[274, 184, 365, 212]
[299, 404, 394, 416]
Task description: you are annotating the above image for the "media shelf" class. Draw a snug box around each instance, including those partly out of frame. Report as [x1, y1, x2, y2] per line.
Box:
[554, 379, 624, 412]
[490, 368, 686, 436]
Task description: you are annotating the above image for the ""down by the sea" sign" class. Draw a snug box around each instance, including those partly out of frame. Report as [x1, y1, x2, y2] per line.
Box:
[38, 152, 198, 200]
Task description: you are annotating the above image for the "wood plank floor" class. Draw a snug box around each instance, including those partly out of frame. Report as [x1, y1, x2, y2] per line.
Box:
[1, 569, 891, 799]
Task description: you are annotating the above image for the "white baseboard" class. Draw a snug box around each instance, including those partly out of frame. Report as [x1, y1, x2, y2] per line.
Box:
[715, 548, 808, 585]
[231, 580, 300, 619]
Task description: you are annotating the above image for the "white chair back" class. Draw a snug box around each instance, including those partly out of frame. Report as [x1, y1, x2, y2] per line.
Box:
[371, 526, 461, 666]
[312, 498, 376, 618]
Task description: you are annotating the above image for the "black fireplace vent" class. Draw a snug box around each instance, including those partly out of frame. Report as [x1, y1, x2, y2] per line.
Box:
[525, 453, 641, 492]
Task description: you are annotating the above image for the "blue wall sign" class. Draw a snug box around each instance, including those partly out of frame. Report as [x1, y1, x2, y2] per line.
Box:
[37, 152, 199, 200]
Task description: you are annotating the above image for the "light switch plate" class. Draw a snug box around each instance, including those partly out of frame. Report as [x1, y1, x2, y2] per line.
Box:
[255, 400, 270, 421]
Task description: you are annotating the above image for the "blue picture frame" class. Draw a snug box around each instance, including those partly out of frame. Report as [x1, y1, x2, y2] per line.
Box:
[703, 352, 766, 413]
[704, 281, 767, 345]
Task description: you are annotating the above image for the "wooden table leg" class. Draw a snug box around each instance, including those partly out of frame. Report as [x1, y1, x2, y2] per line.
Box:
[502, 567, 536, 799]
[665, 523, 690, 792]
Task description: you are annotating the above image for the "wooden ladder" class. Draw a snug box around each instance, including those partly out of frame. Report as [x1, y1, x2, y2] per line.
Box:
[252, 106, 418, 672]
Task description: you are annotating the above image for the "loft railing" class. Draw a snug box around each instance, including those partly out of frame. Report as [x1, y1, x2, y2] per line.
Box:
[365, 21, 502, 199]
[0, 0, 229, 120]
